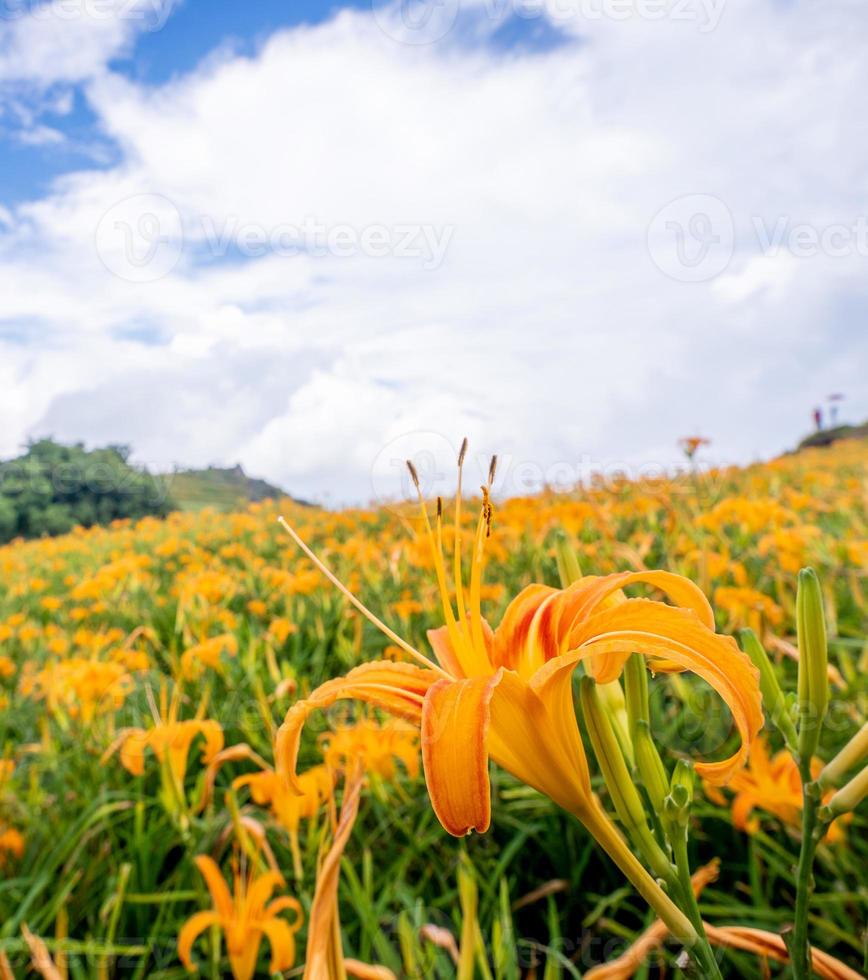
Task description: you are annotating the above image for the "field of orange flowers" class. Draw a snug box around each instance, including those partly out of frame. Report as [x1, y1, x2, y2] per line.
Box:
[0, 440, 865, 978]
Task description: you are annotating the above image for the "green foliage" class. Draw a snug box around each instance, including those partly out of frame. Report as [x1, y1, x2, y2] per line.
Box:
[0, 439, 172, 544]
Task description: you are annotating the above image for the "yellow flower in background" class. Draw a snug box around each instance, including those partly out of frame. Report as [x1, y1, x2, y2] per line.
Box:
[319, 718, 420, 783]
[714, 586, 784, 634]
[178, 854, 302, 980]
[234, 763, 331, 879]
[21, 657, 133, 724]
[267, 617, 297, 645]
[111, 689, 223, 819]
[180, 633, 238, 680]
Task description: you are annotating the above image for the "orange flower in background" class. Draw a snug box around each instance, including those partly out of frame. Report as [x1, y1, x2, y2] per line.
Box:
[178, 854, 302, 980]
[319, 718, 420, 783]
[679, 436, 710, 460]
[111, 688, 223, 810]
[0, 825, 24, 868]
[180, 633, 238, 680]
[234, 763, 331, 879]
[704, 737, 847, 843]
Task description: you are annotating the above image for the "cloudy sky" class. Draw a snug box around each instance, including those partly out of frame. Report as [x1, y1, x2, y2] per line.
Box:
[0, 0, 865, 505]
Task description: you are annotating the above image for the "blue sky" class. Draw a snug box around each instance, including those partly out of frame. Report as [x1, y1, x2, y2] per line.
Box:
[0, 0, 865, 503]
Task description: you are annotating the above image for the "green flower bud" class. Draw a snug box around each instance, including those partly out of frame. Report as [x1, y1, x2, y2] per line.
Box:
[796, 568, 829, 763]
[554, 533, 582, 587]
[821, 764, 868, 820]
[740, 628, 798, 752]
[634, 720, 670, 814]
[580, 676, 648, 835]
[663, 760, 694, 837]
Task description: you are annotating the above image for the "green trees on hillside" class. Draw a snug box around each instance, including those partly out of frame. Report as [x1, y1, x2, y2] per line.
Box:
[0, 440, 173, 544]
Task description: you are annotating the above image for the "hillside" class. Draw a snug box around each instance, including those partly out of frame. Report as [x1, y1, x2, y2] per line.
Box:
[159, 464, 305, 512]
[797, 418, 868, 450]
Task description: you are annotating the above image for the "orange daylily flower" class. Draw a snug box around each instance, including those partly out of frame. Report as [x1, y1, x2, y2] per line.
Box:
[111, 688, 223, 806]
[319, 718, 420, 783]
[275, 446, 762, 949]
[179, 854, 303, 980]
[277, 451, 761, 837]
[704, 736, 847, 842]
[0, 825, 24, 868]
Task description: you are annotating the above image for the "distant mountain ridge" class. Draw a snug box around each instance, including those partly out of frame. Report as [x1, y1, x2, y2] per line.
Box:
[160, 464, 309, 512]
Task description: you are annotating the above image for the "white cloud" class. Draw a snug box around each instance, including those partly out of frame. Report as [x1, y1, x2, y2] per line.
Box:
[0, 0, 866, 502]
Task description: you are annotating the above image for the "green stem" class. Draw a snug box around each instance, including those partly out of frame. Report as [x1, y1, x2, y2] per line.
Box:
[790, 770, 822, 978]
[671, 835, 723, 980]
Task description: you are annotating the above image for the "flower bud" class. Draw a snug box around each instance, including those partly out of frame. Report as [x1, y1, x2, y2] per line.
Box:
[740, 628, 798, 752]
[554, 533, 582, 587]
[819, 722, 868, 789]
[580, 676, 649, 835]
[663, 760, 694, 837]
[796, 568, 829, 763]
[821, 764, 868, 820]
[634, 720, 670, 814]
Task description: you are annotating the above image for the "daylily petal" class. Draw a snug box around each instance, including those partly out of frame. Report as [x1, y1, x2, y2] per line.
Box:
[421, 674, 501, 835]
[427, 626, 467, 678]
[260, 918, 298, 974]
[275, 661, 436, 790]
[265, 896, 304, 928]
[194, 855, 234, 919]
[534, 600, 762, 784]
[492, 584, 557, 671]
[177, 910, 220, 971]
[563, 571, 716, 633]
[303, 773, 363, 980]
[119, 729, 148, 776]
[487, 669, 591, 815]
[245, 869, 284, 915]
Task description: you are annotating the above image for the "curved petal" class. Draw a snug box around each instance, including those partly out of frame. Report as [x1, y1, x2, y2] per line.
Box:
[177, 910, 220, 971]
[261, 918, 298, 974]
[275, 661, 436, 790]
[563, 571, 716, 633]
[303, 773, 363, 980]
[492, 572, 715, 679]
[534, 600, 762, 785]
[265, 896, 304, 930]
[421, 674, 501, 835]
[193, 855, 234, 919]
